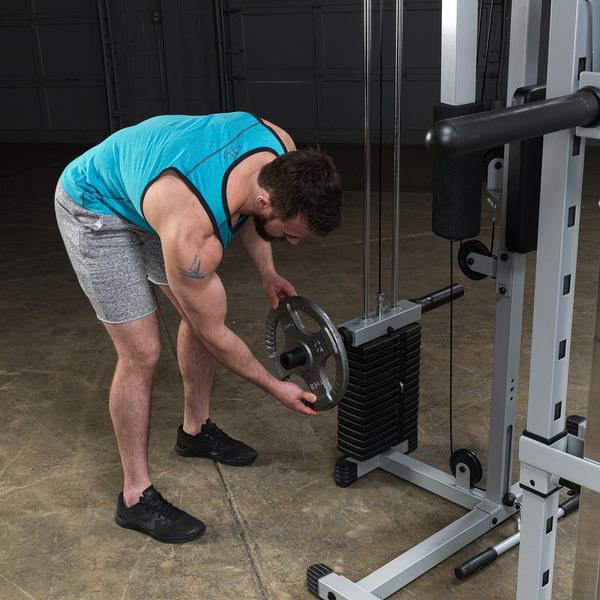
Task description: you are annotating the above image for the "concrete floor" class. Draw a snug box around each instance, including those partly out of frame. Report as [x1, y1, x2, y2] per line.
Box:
[1, 143, 599, 600]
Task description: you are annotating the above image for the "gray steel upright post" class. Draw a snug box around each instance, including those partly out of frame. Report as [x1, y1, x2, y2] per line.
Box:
[484, 0, 543, 506]
[516, 1, 591, 598]
[440, 0, 477, 105]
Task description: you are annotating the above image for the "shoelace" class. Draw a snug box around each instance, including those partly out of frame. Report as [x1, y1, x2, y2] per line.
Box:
[204, 424, 235, 450]
[142, 493, 180, 520]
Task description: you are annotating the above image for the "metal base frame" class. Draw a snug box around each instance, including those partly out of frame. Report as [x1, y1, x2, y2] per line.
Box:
[313, 443, 519, 600]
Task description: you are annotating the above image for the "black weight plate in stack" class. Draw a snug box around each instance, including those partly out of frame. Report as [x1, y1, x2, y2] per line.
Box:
[337, 322, 421, 460]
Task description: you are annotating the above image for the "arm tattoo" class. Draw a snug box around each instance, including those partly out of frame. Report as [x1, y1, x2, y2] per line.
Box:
[177, 255, 206, 279]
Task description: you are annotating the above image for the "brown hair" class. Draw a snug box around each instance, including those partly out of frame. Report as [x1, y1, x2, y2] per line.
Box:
[257, 148, 343, 235]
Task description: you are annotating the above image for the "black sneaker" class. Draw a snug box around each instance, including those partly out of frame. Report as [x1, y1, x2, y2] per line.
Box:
[115, 485, 205, 543]
[175, 419, 258, 466]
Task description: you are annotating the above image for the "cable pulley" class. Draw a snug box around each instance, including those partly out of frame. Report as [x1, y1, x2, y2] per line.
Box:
[458, 239, 491, 280]
[449, 448, 483, 488]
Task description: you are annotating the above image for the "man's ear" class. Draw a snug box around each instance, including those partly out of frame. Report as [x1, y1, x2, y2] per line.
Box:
[256, 190, 272, 212]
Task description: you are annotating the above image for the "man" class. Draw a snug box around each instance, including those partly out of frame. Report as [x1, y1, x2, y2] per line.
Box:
[55, 112, 343, 544]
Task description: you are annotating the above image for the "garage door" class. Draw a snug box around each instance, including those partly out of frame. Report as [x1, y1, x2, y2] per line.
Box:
[0, 0, 111, 142]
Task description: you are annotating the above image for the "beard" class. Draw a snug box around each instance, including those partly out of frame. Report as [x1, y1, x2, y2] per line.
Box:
[254, 214, 282, 242]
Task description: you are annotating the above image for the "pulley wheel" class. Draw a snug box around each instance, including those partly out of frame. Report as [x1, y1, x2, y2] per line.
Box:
[265, 296, 349, 411]
[458, 239, 491, 280]
[450, 448, 483, 488]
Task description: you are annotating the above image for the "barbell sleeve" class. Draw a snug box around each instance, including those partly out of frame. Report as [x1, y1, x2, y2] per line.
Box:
[279, 346, 308, 370]
[455, 546, 499, 580]
[558, 493, 580, 517]
[411, 283, 464, 314]
[455, 494, 579, 580]
[426, 87, 600, 158]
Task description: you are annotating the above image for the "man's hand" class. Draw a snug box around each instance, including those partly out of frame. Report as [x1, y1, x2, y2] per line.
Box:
[272, 380, 319, 415]
[262, 269, 297, 309]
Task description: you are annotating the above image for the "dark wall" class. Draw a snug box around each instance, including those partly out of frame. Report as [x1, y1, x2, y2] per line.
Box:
[0, 0, 109, 142]
[222, 0, 506, 144]
[0, 0, 223, 143]
[0, 0, 507, 144]
[113, 0, 224, 123]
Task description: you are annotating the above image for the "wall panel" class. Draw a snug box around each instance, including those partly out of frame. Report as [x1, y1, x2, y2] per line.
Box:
[222, 0, 505, 144]
[0, 1, 109, 142]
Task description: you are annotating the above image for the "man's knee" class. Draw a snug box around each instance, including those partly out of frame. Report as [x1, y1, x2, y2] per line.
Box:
[105, 314, 162, 371]
[120, 338, 161, 371]
[111, 333, 162, 373]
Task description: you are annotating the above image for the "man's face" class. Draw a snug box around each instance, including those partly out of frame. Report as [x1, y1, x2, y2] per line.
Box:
[254, 212, 311, 245]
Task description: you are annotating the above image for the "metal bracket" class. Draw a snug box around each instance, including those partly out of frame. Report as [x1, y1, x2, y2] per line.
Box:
[339, 300, 422, 347]
[520, 435, 600, 493]
[467, 252, 497, 278]
[487, 157, 504, 196]
[455, 462, 473, 490]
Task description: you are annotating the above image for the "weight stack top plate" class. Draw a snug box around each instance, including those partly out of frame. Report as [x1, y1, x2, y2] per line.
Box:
[337, 322, 421, 461]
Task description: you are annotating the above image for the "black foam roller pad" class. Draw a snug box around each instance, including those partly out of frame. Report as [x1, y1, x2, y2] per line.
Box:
[432, 101, 484, 241]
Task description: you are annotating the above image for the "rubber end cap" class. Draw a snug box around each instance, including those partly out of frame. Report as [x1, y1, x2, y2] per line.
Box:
[307, 564, 333, 597]
[454, 547, 498, 580]
[335, 457, 358, 488]
[425, 120, 460, 158]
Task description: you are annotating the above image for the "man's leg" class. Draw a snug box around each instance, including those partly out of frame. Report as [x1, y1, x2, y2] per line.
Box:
[104, 312, 206, 543]
[103, 313, 161, 507]
[158, 286, 257, 465]
[158, 286, 216, 434]
[55, 190, 205, 541]
[177, 318, 216, 435]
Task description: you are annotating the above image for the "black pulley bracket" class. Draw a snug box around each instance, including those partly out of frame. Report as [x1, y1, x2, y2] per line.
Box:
[458, 239, 491, 280]
[265, 296, 349, 411]
[450, 448, 483, 488]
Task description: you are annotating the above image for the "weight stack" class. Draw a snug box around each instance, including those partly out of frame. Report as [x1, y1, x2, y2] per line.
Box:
[337, 322, 421, 461]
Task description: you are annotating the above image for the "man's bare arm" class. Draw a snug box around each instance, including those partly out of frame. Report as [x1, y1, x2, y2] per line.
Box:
[238, 218, 297, 307]
[143, 175, 315, 413]
[165, 231, 276, 389]
[159, 224, 316, 414]
[238, 217, 276, 276]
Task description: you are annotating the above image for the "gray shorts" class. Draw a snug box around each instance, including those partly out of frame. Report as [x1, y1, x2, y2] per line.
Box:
[54, 181, 168, 323]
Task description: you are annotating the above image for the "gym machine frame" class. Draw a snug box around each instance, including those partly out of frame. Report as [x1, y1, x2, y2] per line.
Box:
[309, 1, 523, 598]
[435, 1, 600, 597]
[511, 1, 600, 598]
[310, 1, 600, 599]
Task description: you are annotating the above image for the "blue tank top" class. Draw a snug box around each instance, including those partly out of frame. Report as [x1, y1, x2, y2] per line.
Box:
[61, 112, 287, 247]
